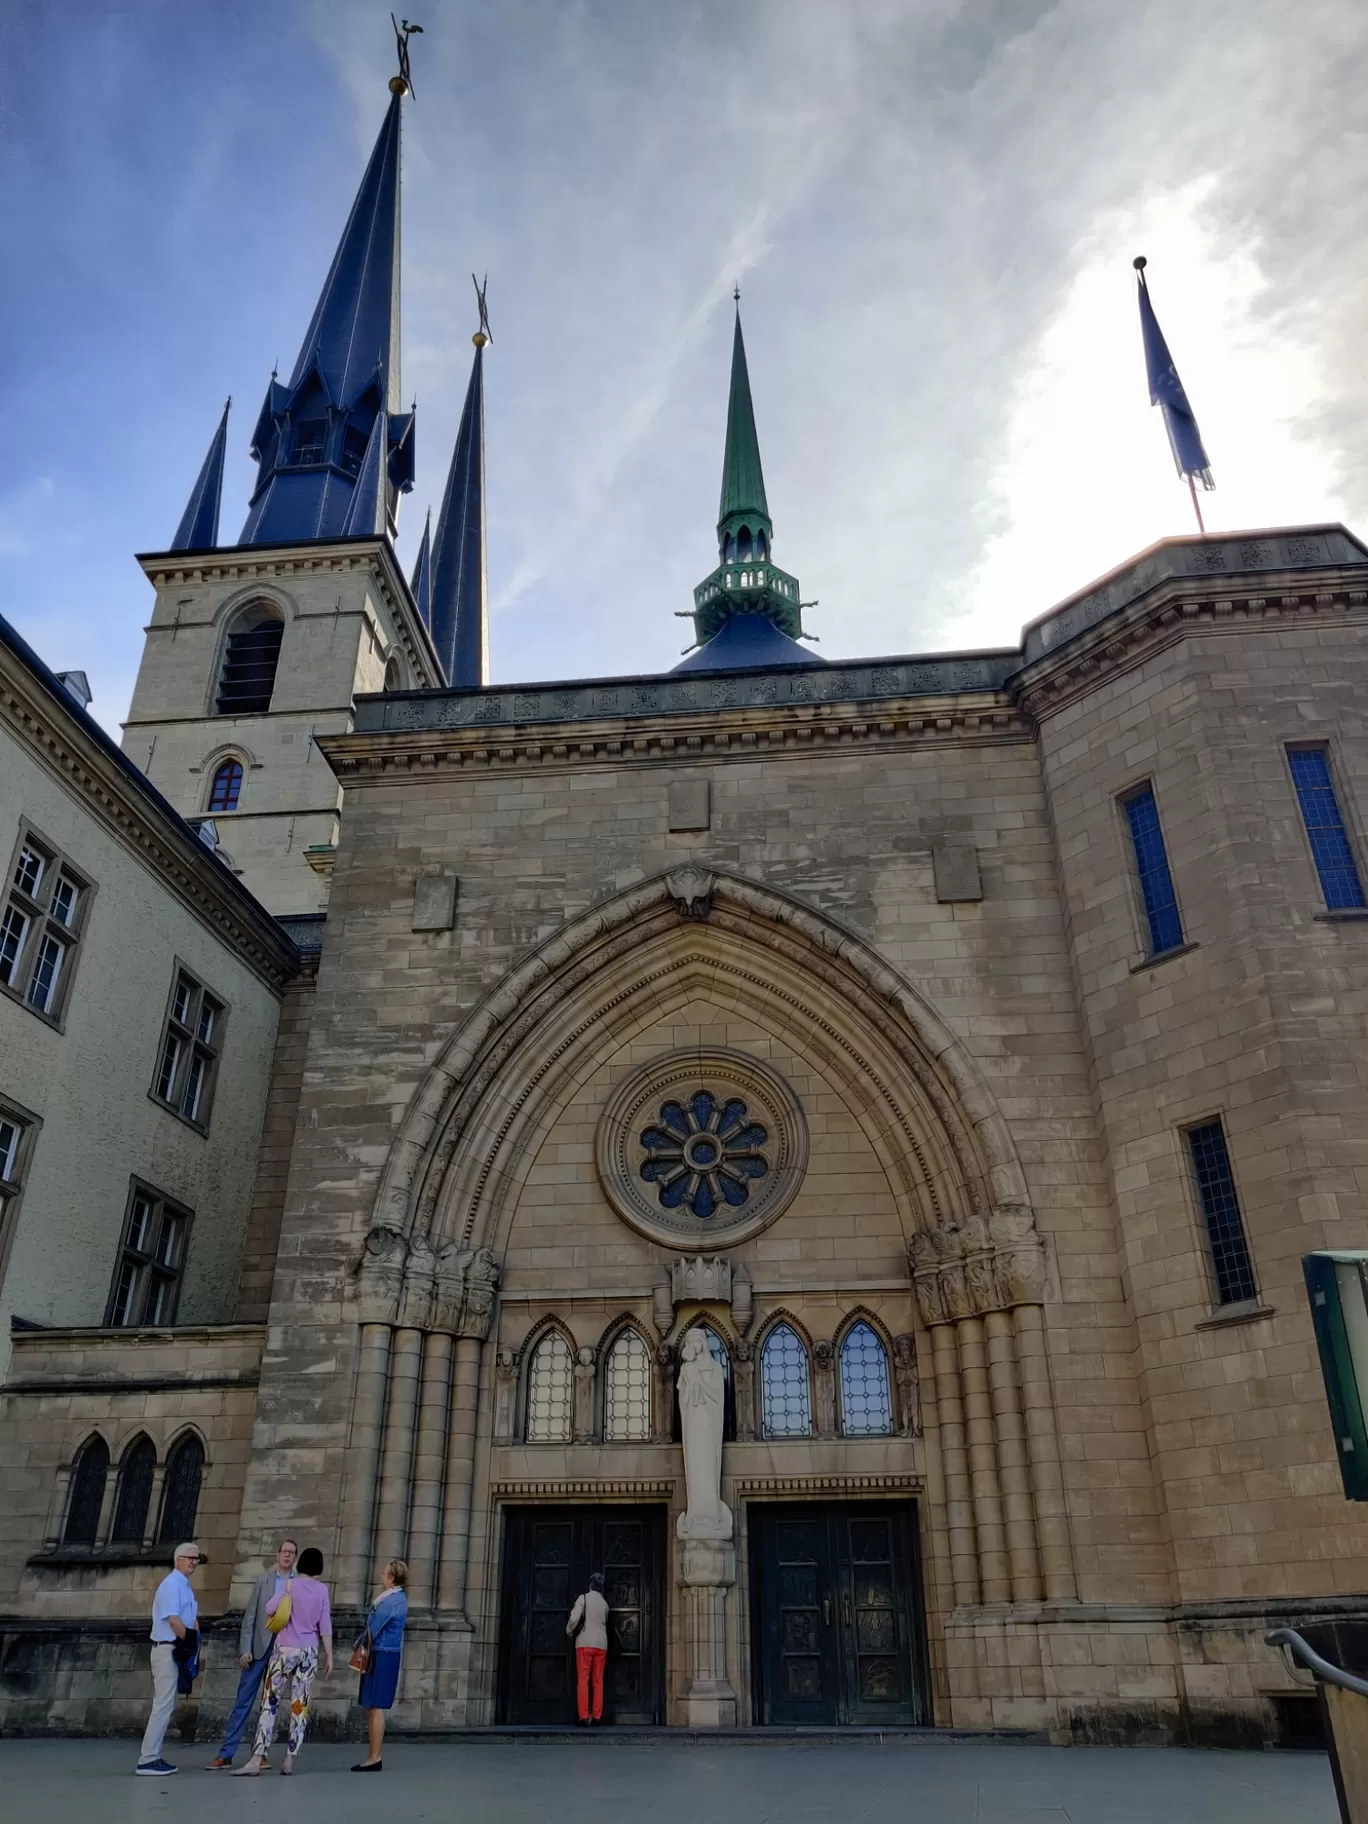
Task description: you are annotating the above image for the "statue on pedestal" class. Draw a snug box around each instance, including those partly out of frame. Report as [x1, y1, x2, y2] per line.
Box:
[676, 1331, 732, 1542]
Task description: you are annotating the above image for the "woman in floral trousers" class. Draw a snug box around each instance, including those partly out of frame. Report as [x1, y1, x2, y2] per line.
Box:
[235, 1546, 333, 1776]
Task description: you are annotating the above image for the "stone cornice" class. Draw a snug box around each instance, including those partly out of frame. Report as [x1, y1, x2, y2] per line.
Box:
[137, 535, 443, 691]
[0, 642, 297, 996]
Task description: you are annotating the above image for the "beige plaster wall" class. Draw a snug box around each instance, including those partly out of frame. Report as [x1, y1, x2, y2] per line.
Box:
[0, 726, 280, 1367]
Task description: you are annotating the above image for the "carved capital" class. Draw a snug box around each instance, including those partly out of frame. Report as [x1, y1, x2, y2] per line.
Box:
[907, 1208, 1046, 1324]
[354, 1225, 408, 1326]
[397, 1234, 436, 1330]
[456, 1246, 501, 1339]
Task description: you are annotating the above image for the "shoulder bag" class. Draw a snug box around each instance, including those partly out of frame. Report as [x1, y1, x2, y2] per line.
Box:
[265, 1574, 294, 1635]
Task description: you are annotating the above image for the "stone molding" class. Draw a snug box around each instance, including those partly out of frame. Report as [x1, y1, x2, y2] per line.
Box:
[732, 1474, 924, 1496]
[488, 1479, 677, 1500]
[352, 1226, 500, 1338]
[907, 1209, 1048, 1326]
[0, 639, 298, 995]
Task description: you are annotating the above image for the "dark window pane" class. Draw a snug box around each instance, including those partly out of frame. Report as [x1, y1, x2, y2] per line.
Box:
[110, 1436, 157, 1544]
[208, 760, 243, 812]
[1124, 786, 1184, 955]
[1187, 1120, 1258, 1305]
[1290, 748, 1366, 909]
[156, 1437, 204, 1544]
[64, 1437, 109, 1546]
[340, 423, 370, 476]
[216, 620, 283, 716]
[761, 1324, 811, 1436]
[291, 419, 327, 465]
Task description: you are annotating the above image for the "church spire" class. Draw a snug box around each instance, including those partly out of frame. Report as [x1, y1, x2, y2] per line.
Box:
[238, 87, 414, 546]
[429, 283, 490, 687]
[410, 508, 434, 630]
[170, 398, 229, 551]
[679, 300, 814, 671]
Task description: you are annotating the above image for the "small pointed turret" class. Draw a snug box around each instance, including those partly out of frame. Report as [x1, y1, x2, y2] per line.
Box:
[239, 90, 413, 545]
[170, 399, 230, 550]
[429, 303, 489, 687]
[680, 301, 816, 670]
[410, 508, 433, 630]
[339, 410, 389, 537]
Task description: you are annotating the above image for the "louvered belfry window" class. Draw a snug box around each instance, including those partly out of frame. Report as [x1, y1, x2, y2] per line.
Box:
[216, 617, 283, 716]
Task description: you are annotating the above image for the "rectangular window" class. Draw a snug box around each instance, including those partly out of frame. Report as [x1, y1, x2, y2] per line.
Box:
[150, 967, 225, 1131]
[1186, 1119, 1258, 1306]
[1122, 784, 1184, 956]
[0, 1098, 39, 1283]
[106, 1182, 191, 1327]
[292, 419, 327, 465]
[0, 826, 90, 1024]
[1289, 746, 1366, 910]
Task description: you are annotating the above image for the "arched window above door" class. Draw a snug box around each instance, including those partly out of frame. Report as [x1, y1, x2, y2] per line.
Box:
[760, 1323, 811, 1437]
[525, 1330, 574, 1442]
[603, 1328, 651, 1442]
[839, 1322, 893, 1436]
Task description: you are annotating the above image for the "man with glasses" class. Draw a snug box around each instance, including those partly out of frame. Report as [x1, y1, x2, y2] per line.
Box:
[135, 1542, 201, 1776]
[205, 1538, 298, 1769]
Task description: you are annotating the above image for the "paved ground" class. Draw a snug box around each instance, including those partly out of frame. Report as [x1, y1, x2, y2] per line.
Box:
[0, 1738, 1341, 1823]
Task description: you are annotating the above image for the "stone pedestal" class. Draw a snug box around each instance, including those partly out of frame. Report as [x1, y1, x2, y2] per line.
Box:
[677, 1538, 737, 1727]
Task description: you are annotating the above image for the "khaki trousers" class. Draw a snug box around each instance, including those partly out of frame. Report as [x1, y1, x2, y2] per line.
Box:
[138, 1643, 179, 1763]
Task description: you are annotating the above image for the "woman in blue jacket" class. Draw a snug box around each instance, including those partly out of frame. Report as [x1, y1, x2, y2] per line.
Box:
[351, 1559, 408, 1772]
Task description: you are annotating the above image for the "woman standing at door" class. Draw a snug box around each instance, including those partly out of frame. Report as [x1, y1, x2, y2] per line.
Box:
[565, 1571, 609, 1725]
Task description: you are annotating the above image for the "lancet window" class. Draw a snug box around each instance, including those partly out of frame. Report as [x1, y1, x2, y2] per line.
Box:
[525, 1330, 574, 1443]
[156, 1435, 205, 1545]
[839, 1322, 893, 1436]
[603, 1328, 652, 1442]
[110, 1435, 157, 1544]
[760, 1323, 811, 1438]
[63, 1436, 109, 1547]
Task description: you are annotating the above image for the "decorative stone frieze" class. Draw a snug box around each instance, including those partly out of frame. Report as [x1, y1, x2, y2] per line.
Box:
[907, 1207, 1047, 1327]
[396, 1235, 436, 1330]
[353, 1228, 500, 1338]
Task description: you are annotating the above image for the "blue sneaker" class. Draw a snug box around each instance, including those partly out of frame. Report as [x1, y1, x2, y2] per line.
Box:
[135, 1759, 178, 1775]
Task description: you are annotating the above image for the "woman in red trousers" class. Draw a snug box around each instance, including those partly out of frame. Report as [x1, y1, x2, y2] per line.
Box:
[566, 1572, 609, 1724]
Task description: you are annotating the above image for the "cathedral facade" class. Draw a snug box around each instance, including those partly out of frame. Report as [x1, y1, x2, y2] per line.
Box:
[2, 72, 1368, 1746]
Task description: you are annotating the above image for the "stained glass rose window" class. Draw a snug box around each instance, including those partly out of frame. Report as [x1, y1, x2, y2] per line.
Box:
[638, 1089, 769, 1219]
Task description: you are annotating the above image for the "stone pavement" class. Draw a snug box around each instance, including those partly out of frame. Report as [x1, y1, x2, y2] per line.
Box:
[0, 1738, 1341, 1822]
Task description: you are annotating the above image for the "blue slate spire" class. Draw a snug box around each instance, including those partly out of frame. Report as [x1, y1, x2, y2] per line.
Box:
[429, 335, 488, 686]
[410, 508, 433, 630]
[171, 399, 229, 550]
[339, 410, 389, 536]
[240, 90, 414, 545]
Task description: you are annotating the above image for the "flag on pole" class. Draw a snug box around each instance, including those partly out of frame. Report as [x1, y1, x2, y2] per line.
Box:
[1134, 255, 1213, 491]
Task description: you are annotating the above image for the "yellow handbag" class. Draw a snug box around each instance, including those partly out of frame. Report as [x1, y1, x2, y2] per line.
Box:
[265, 1577, 294, 1634]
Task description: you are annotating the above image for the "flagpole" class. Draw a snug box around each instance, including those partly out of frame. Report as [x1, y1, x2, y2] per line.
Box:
[1187, 473, 1205, 536]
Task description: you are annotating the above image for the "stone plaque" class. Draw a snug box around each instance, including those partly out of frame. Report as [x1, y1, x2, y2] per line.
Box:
[932, 842, 982, 903]
[668, 778, 711, 832]
[412, 870, 458, 931]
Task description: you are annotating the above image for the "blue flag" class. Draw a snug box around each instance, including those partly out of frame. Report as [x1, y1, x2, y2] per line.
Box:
[1136, 265, 1213, 490]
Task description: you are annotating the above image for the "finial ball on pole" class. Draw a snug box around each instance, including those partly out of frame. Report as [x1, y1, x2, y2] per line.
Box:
[1132, 255, 1148, 272]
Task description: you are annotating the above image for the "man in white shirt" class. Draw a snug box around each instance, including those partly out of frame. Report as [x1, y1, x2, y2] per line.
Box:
[135, 1542, 201, 1776]
[565, 1571, 610, 1725]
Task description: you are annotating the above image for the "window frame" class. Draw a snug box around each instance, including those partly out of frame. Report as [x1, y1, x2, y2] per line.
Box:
[155, 1433, 206, 1546]
[836, 1317, 895, 1437]
[1285, 741, 1368, 913]
[1180, 1115, 1260, 1311]
[0, 1094, 41, 1293]
[0, 823, 94, 1029]
[758, 1319, 812, 1440]
[1117, 780, 1186, 961]
[600, 1323, 653, 1443]
[522, 1325, 575, 1444]
[213, 607, 285, 717]
[206, 756, 245, 814]
[105, 1180, 194, 1329]
[149, 963, 226, 1134]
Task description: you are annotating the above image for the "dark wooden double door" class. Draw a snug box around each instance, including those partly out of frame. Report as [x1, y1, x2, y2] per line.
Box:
[498, 1505, 665, 1725]
[749, 1501, 930, 1726]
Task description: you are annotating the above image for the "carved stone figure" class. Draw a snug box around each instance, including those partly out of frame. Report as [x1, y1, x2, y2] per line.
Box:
[665, 865, 714, 922]
[893, 1333, 921, 1438]
[732, 1339, 756, 1443]
[397, 1234, 436, 1330]
[812, 1340, 837, 1438]
[493, 1346, 518, 1444]
[573, 1345, 597, 1444]
[652, 1342, 677, 1444]
[677, 1331, 732, 1540]
[430, 1239, 467, 1335]
[459, 1246, 501, 1338]
[354, 1225, 408, 1326]
[991, 1206, 1048, 1307]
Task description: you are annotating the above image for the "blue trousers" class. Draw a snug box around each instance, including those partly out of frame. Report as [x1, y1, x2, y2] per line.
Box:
[217, 1651, 270, 1758]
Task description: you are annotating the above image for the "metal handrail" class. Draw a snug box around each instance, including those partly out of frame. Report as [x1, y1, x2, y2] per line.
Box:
[1268, 1627, 1368, 1699]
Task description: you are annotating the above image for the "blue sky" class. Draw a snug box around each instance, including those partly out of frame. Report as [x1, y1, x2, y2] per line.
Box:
[2, 0, 1366, 735]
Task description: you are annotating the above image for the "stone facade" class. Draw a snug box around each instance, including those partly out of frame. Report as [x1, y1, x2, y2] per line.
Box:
[3, 528, 1367, 1744]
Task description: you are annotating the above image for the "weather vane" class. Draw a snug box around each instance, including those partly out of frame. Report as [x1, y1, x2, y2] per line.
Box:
[472, 273, 492, 347]
[390, 15, 424, 95]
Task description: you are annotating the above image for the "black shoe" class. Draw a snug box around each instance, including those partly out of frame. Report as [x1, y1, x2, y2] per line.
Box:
[351, 1760, 383, 1772]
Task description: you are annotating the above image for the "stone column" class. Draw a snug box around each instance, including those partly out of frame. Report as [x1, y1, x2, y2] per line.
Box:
[929, 1321, 979, 1608]
[373, 1325, 424, 1567]
[984, 1309, 1041, 1603]
[677, 1540, 737, 1726]
[1014, 1302, 1076, 1600]
[406, 1329, 454, 1610]
[337, 1226, 408, 1605]
[956, 1316, 1011, 1603]
[436, 1247, 500, 1618]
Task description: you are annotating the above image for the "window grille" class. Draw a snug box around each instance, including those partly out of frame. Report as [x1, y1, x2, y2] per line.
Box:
[1121, 784, 1184, 956]
[839, 1323, 894, 1435]
[1186, 1119, 1258, 1306]
[760, 1323, 812, 1437]
[216, 616, 283, 715]
[603, 1329, 651, 1441]
[152, 967, 225, 1130]
[110, 1436, 157, 1545]
[1289, 747, 1366, 910]
[525, 1331, 574, 1442]
[291, 419, 327, 465]
[340, 423, 371, 476]
[0, 827, 90, 1023]
[63, 1437, 109, 1547]
[107, 1183, 192, 1327]
[156, 1436, 205, 1545]
[208, 758, 243, 813]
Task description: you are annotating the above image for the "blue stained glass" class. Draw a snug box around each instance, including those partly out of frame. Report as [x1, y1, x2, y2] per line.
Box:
[1123, 787, 1184, 956]
[1289, 748, 1366, 910]
[839, 1323, 893, 1435]
[1187, 1120, 1257, 1306]
[761, 1325, 811, 1437]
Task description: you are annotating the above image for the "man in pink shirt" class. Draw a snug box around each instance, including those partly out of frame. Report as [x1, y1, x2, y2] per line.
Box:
[235, 1546, 333, 1776]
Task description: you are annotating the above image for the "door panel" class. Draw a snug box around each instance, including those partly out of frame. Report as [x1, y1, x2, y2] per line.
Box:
[749, 1501, 929, 1726]
[498, 1505, 665, 1724]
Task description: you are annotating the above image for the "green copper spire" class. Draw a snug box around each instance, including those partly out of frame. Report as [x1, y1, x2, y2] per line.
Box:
[685, 301, 806, 655]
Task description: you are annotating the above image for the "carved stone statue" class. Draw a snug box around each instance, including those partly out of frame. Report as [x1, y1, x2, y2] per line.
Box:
[892, 1333, 921, 1438]
[812, 1340, 837, 1438]
[676, 1332, 731, 1540]
[354, 1225, 408, 1326]
[652, 1343, 676, 1443]
[493, 1346, 518, 1444]
[732, 1339, 756, 1443]
[459, 1247, 501, 1339]
[573, 1345, 597, 1444]
[397, 1234, 436, 1330]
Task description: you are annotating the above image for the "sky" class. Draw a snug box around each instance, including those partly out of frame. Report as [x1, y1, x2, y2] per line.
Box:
[1, 0, 1366, 737]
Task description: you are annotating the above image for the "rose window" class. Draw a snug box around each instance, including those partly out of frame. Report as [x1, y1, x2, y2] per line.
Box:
[638, 1090, 769, 1219]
